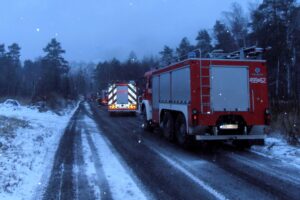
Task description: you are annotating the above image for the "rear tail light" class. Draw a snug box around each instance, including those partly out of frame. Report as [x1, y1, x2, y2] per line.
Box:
[192, 109, 198, 126]
[109, 104, 116, 109]
[129, 104, 137, 110]
[192, 114, 198, 126]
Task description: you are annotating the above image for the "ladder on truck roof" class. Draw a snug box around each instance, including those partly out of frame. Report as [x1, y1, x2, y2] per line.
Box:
[200, 60, 211, 114]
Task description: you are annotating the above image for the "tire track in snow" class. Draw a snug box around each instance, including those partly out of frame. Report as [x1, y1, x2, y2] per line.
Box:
[73, 123, 97, 200]
[42, 118, 76, 200]
[83, 115, 148, 200]
[226, 152, 300, 185]
[90, 103, 219, 200]
[42, 105, 95, 200]
[82, 127, 113, 200]
[93, 104, 300, 200]
[107, 112, 228, 200]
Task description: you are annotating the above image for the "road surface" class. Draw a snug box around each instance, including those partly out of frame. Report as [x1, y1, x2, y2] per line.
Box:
[41, 102, 300, 200]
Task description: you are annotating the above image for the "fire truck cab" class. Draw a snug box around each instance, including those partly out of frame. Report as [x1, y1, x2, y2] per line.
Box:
[140, 47, 270, 147]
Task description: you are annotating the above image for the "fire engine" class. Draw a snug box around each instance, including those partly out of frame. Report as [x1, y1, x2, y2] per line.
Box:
[98, 90, 108, 106]
[140, 47, 270, 148]
[107, 81, 138, 115]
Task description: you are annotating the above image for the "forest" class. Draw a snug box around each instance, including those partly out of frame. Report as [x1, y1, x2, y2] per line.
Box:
[0, 0, 299, 142]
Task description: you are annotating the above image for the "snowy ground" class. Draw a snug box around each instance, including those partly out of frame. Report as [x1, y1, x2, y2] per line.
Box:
[0, 101, 79, 200]
[251, 133, 300, 169]
[82, 103, 147, 200]
[1, 99, 299, 200]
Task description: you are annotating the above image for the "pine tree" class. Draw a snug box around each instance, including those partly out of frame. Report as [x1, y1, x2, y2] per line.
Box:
[5, 43, 22, 96]
[7, 43, 21, 64]
[43, 38, 69, 74]
[195, 30, 213, 57]
[213, 20, 237, 52]
[0, 44, 6, 94]
[38, 38, 70, 98]
[251, 0, 298, 99]
[176, 37, 194, 59]
[0, 44, 5, 58]
[223, 2, 249, 48]
[159, 45, 174, 66]
[128, 51, 138, 63]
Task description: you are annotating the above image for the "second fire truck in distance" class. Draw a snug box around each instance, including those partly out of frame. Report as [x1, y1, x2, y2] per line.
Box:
[140, 47, 271, 148]
[97, 89, 108, 106]
[107, 81, 138, 115]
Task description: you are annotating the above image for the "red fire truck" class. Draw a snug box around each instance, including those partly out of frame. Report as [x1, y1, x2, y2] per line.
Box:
[98, 90, 108, 106]
[140, 47, 270, 148]
[107, 81, 138, 115]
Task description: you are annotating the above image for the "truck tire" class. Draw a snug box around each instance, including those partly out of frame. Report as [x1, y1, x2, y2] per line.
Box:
[161, 112, 174, 141]
[141, 109, 152, 132]
[175, 114, 193, 148]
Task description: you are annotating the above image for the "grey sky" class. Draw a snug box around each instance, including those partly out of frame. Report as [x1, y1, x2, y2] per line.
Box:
[0, 0, 259, 62]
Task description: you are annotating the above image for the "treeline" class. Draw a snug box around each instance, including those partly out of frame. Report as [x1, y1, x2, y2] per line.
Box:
[160, 1, 300, 104]
[93, 52, 158, 90]
[91, 0, 300, 142]
[1, 0, 299, 112]
[93, 1, 300, 104]
[0, 39, 91, 106]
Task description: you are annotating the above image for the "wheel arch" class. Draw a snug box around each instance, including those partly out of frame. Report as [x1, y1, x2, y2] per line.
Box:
[142, 100, 152, 121]
[159, 104, 189, 133]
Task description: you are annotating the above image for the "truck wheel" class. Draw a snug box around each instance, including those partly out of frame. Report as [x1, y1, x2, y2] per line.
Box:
[175, 114, 192, 148]
[161, 112, 174, 141]
[141, 109, 152, 132]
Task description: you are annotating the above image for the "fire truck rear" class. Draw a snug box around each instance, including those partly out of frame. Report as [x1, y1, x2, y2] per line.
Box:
[107, 81, 138, 115]
[140, 47, 270, 148]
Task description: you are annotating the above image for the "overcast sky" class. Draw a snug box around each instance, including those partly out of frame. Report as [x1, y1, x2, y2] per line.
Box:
[0, 0, 260, 62]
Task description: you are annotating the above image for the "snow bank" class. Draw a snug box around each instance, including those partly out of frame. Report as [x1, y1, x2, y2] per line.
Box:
[0, 101, 79, 200]
[251, 135, 300, 168]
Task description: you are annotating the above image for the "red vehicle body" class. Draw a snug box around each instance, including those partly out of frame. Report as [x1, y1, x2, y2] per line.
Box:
[140, 48, 270, 147]
[98, 90, 108, 105]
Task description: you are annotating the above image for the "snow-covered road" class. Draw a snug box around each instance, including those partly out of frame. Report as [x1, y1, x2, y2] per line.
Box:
[41, 103, 148, 200]
[2, 101, 300, 200]
[88, 102, 300, 200]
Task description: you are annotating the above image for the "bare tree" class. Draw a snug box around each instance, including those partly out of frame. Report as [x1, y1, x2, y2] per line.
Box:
[223, 2, 249, 48]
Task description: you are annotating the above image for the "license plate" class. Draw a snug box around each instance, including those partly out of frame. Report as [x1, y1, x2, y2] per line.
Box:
[219, 124, 238, 129]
